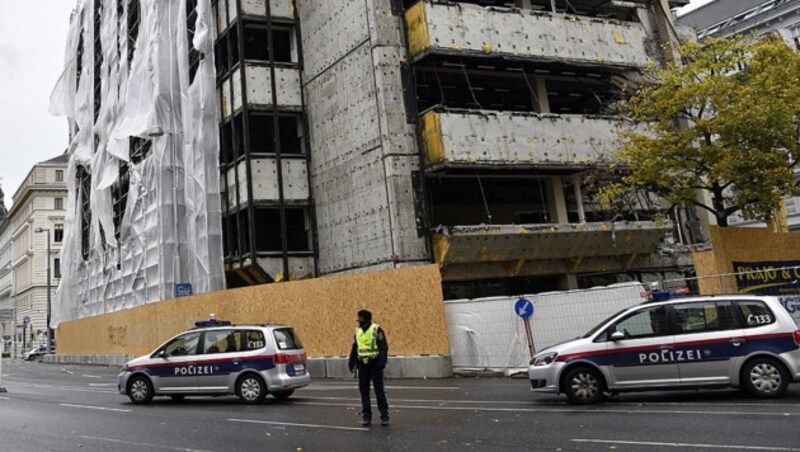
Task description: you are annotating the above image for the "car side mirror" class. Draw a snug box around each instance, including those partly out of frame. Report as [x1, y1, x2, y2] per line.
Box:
[157, 349, 167, 359]
[610, 331, 625, 342]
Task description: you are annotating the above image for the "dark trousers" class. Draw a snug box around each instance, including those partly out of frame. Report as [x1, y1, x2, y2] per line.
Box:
[357, 362, 388, 420]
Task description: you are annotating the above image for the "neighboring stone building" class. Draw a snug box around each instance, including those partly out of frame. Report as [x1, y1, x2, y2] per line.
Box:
[7, 155, 67, 354]
[678, 0, 800, 230]
[0, 185, 12, 355]
[52, 0, 693, 328]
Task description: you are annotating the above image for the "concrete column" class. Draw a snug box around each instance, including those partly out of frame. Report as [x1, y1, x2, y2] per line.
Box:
[560, 274, 579, 290]
[532, 77, 550, 114]
[546, 177, 568, 224]
[515, 0, 532, 8]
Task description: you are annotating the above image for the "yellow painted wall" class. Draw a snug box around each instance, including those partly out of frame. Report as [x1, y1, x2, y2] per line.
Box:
[55, 265, 449, 358]
[693, 226, 800, 294]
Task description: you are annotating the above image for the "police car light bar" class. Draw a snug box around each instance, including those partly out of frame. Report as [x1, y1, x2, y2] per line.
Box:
[640, 287, 690, 302]
[194, 318, 232, 328]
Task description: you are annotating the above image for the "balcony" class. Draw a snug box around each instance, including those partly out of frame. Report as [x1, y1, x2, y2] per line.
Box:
[419, 109, 628, 171]
[219, 64, 303, 118]
[406, 1, 652, 70]
[433, 221, 673, 281]
[224, 157, 309, 208]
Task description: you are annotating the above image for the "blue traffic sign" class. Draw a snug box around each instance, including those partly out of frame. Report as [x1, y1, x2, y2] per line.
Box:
[514, 298, 534, 318]
[175, 283, 193, 298]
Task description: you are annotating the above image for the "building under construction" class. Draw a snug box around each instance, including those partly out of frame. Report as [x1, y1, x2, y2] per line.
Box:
[51, 0, 693, 326]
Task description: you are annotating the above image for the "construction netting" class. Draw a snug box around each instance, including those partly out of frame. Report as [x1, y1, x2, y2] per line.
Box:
[49, 0, 224, 328]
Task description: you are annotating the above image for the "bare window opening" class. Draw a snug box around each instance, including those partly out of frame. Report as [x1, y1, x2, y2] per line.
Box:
[443, 276, 561, 300]
[54, 225, 64, 243]
[415, 65, 533, 112]
[242, 22, 294, 63]
[254, 208, 310, 252]
[219, 113, 244, 165]
[76, 28, 84, 93]
[248, 114, 303, 155]
[415, 60, 620, 115]
[127, 0, 140, 64]
[77, 166, 92, 261]
[565, 171, 661, 223]
[545, 80, 616, 115]
[93, 0, 104, 124]
[111, 162, 130, 242]
[187, 0, 202, 83]
[214, 23, 239, 77]
[429, 176, 550, 226]
[130, 137, 152, 164]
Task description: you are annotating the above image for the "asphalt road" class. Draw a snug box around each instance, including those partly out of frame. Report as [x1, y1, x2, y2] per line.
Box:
[1, 360, 799, 451]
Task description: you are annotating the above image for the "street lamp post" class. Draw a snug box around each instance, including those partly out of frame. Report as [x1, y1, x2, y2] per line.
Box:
[34, 227, 52, 354]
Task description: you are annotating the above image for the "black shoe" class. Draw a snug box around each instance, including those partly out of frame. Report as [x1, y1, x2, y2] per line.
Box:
[380, 418, 390, 426]
[361, 417, 371, 426]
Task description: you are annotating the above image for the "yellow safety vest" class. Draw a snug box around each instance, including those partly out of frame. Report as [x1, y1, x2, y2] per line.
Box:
[356, 324, 380, 364]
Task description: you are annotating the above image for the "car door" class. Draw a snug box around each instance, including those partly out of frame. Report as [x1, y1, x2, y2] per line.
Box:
[196, 329, 243, 393]
[673, 300, 745, 385]
[155, 332, 202, 393]
[602, 305, 680, 389]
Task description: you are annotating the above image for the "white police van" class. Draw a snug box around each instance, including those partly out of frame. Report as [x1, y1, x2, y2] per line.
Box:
[529, 295, 800, 404]
[118, 318, 310, 404]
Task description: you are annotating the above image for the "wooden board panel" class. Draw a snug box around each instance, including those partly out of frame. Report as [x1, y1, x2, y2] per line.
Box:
[55, 265, 449, 358]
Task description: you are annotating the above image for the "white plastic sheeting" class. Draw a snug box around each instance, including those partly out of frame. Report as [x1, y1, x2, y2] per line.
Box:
[49, 0, 224, 327]
[443, 283, 646, 371]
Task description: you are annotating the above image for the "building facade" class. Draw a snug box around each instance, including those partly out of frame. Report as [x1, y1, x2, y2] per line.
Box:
[6, 155, 68, 354]
[0, 186, 12, 355]
[678, 0, 800, 230]
[53, 0, 692, 327]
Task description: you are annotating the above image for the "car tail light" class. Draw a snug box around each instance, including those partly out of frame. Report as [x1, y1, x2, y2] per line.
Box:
[275, 353, 306, 364]
[794, 330, 800, 346]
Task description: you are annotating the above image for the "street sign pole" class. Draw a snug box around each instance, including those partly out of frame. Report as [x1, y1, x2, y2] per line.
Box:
[514, 298, 536, 358]
[0, 350, 6, 392]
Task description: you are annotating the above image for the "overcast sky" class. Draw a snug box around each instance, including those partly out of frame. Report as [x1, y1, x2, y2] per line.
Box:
[0, 0, 714, 210]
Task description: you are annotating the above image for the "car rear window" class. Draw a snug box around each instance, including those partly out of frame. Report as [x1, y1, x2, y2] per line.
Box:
[273, 328, 303, 350]
[242, 330, 266, 351]
[737, 300, 776, 328]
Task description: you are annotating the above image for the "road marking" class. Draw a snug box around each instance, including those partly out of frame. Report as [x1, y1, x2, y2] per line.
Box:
[294, 401, 796, 417]
[304, 395, 534, 405]
[61, 403, 131, 413]
[9, 380, 115, 394]
[89, 383, 117, 387]
[308, 383, 459, 391]
[79, 435, 212, 452]
[572, 439, 800, 451]
[82, 374, 102, 379]
[229, 418, 370, 432]
[0, 396, 9, 400]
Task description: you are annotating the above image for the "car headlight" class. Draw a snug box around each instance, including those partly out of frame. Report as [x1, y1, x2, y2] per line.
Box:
[530, 352, 558, 367]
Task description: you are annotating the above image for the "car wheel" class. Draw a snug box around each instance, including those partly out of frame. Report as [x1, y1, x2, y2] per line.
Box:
[742, 357, 789, 398]
[169, 395, 185, 402]
[564, 366, 604, 405]
[127, 375, 154, 405]
[237, 374, 267, 404]
[271, 389, 295, 401]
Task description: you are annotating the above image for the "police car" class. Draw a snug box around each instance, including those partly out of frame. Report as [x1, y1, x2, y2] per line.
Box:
[529, 295, 800, 404]
[118, 318, 310, 404]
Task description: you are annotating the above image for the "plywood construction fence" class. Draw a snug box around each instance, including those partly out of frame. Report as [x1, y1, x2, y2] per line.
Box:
[693, 226, 800, 294]
[55, 265, 449, 358]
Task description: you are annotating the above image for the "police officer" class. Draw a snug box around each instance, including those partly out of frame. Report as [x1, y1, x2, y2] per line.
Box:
[348, 309, 389, 426]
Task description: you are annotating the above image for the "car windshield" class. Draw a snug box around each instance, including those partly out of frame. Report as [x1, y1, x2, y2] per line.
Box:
[582, 308, 631, 338]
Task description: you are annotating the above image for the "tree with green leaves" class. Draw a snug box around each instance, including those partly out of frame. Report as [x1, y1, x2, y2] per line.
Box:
[611, 34, 800, 227]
